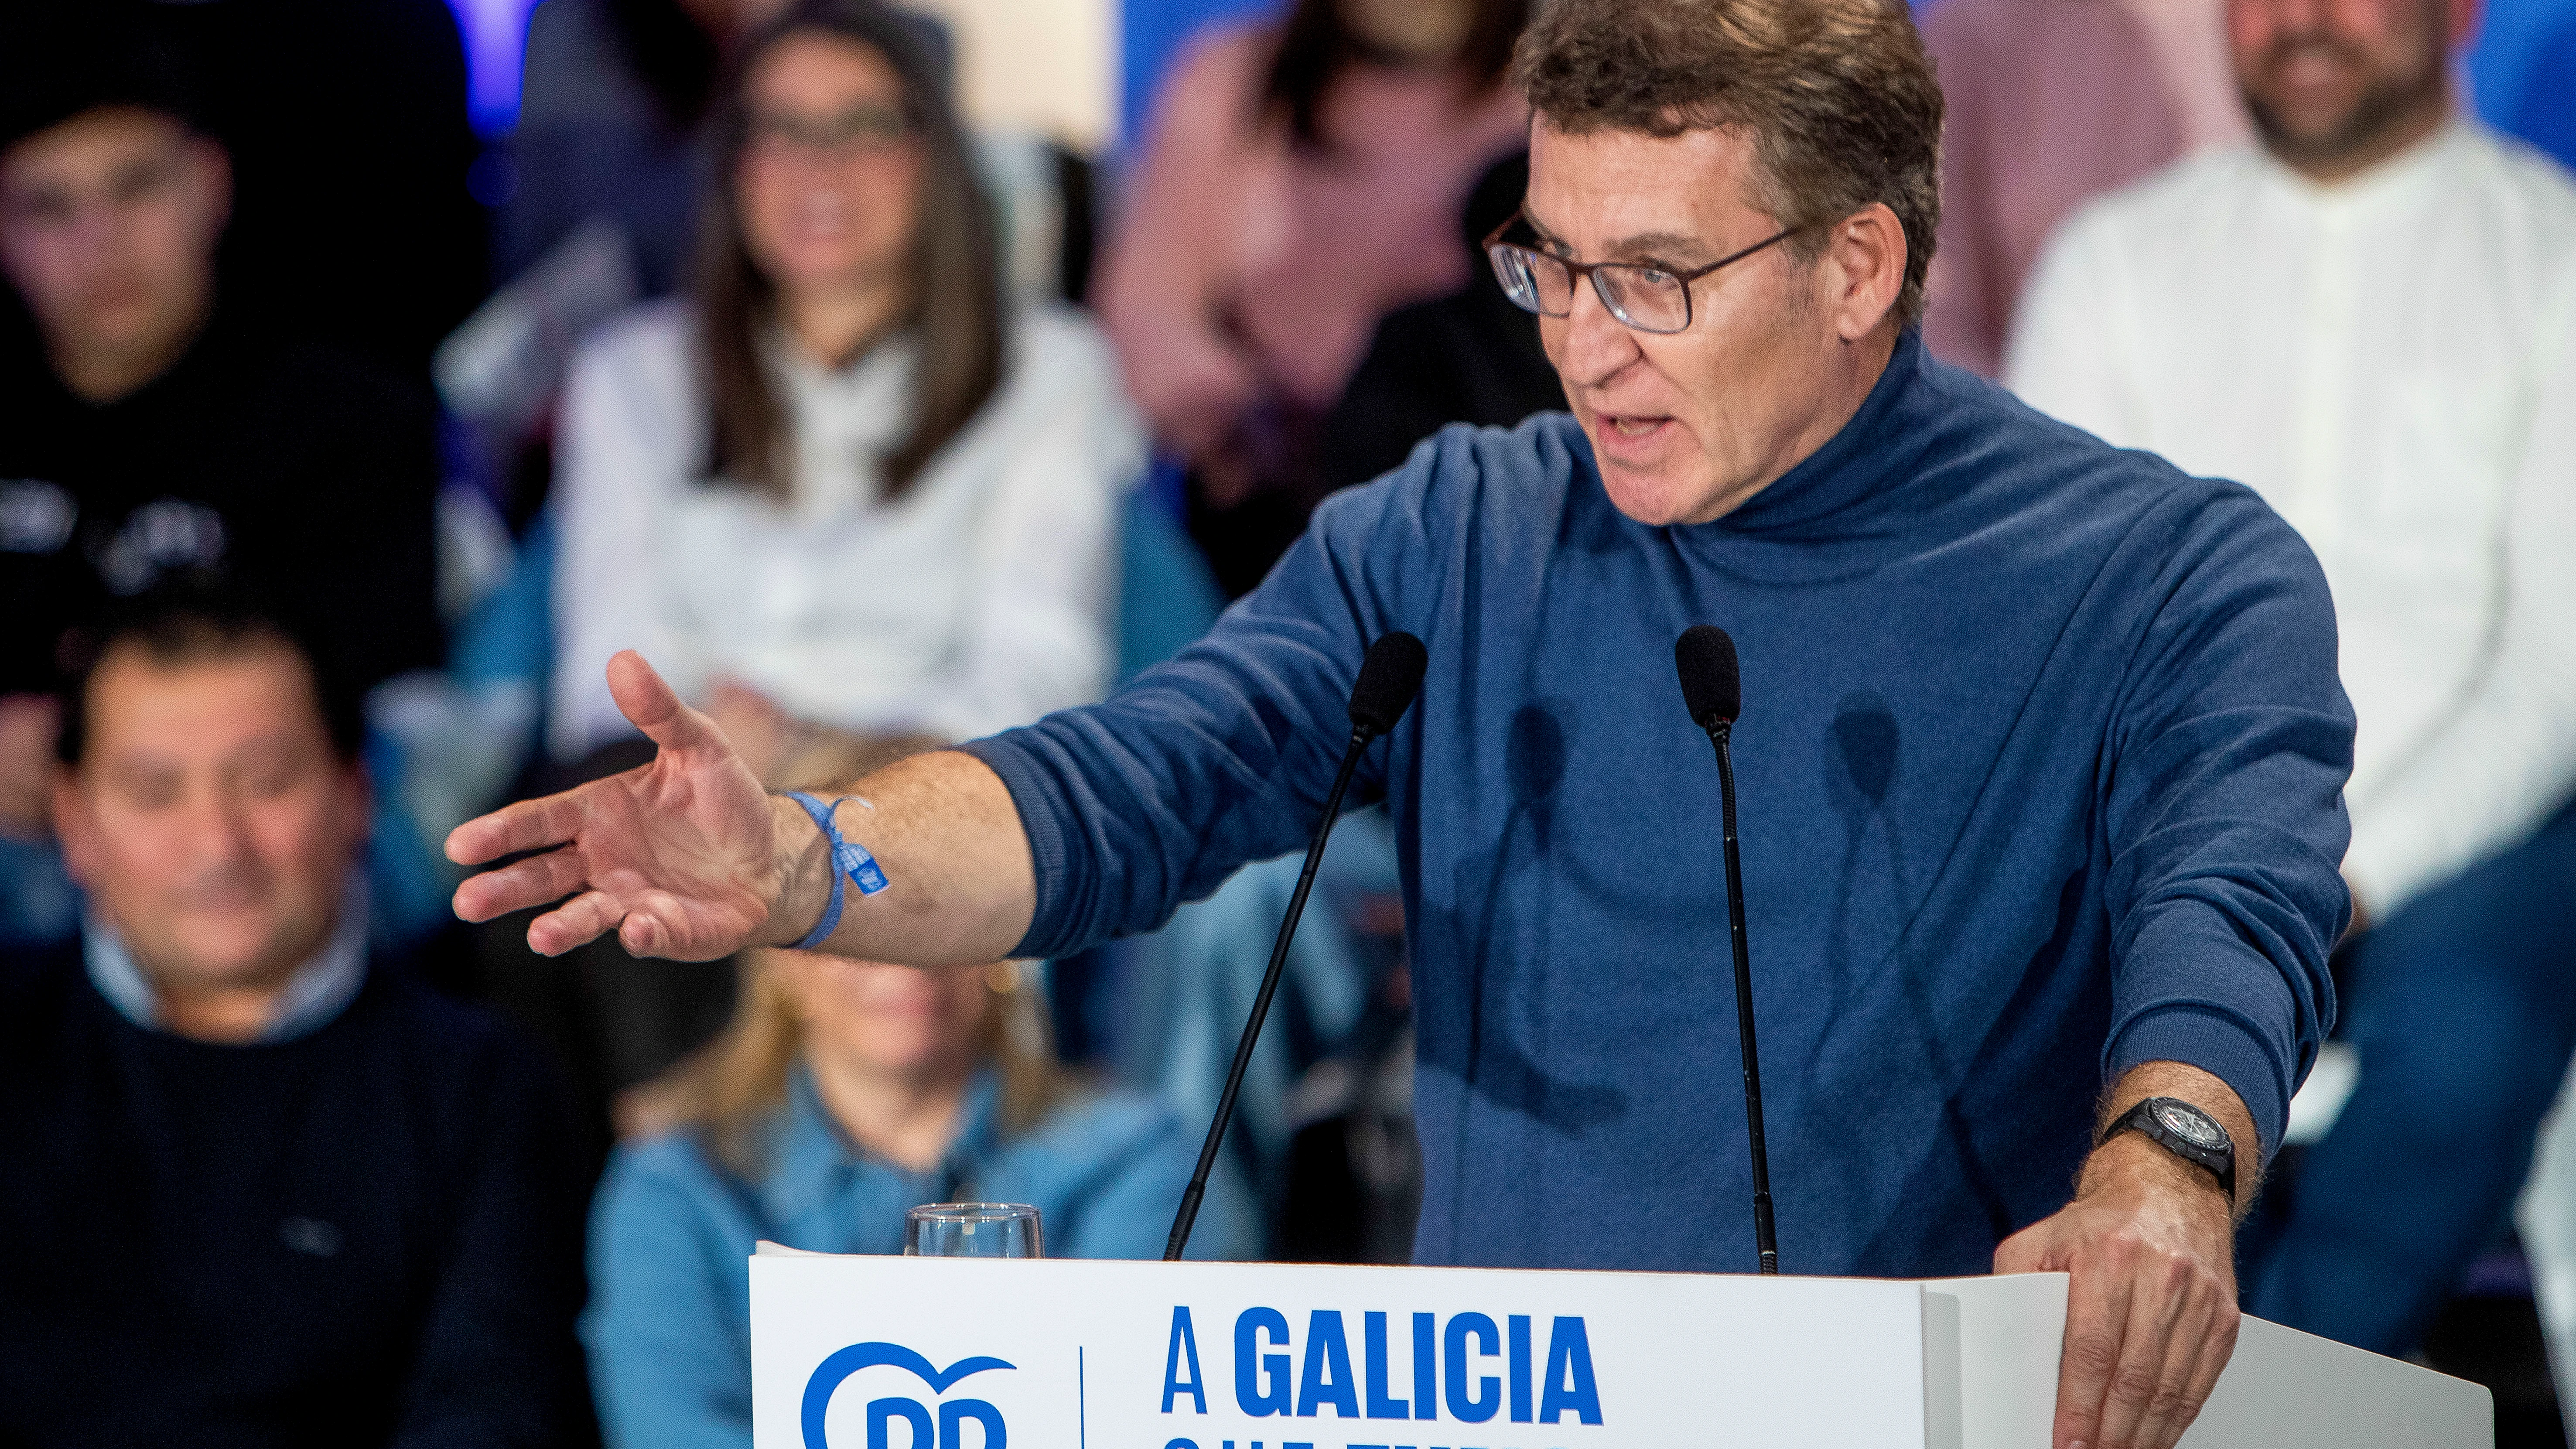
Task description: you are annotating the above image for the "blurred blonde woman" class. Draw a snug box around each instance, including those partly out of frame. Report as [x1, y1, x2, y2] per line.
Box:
[584, 942, 1250, 1448]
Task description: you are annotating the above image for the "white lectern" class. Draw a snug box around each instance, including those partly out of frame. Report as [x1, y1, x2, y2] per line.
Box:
[750, 1252, 2490, 1449]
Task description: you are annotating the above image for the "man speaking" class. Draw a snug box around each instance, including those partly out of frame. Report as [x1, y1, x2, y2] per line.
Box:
[452, 2, 2352, 1446]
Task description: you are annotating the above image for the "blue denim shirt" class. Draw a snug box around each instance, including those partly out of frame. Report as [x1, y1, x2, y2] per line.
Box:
[583, 1066, 1249, 1449]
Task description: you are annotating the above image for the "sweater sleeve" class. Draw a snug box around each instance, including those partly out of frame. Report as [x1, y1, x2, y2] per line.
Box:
[389, 1029, 593, 1449]
[959, 427, 1466, 959]
[2098, 483, 2353, 1159]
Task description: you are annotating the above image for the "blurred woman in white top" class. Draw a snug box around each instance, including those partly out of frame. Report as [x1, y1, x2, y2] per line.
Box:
[550, 0, 1142, 781]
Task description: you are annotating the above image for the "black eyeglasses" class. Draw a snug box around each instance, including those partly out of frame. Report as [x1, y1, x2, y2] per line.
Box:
[746, 103, 915, 160]
[1482, 209, 1804, 334]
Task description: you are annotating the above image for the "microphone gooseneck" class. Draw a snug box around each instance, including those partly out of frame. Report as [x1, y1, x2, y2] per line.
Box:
[1165, 631, 1428, 1261]
[1674, 625, 1779, 1275]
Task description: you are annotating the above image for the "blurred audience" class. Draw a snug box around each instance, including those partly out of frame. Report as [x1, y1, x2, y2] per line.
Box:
[1097, 0, 1529, 595]
[2009, 0, 2576, 1357]
[551, 0, 1138, 776]
[1919, 0, 2246, 376]
[0, 14, 442, 899]
[1314, 149, 1562, 493]
[51, 0, 488, 379]
[497, 0, 1139, 1148]
[0, 591, 591, 1446]
[585, 943, 1244, 1448]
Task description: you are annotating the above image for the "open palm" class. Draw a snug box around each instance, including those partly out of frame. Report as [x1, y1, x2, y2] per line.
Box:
[449, 652, 789, 960]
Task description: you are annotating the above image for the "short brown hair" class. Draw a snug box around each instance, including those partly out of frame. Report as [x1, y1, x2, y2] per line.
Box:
[1514, 0, 1942, 327]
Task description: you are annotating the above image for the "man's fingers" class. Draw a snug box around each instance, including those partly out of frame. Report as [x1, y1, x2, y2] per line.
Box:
[528, 890, 627, 957]
[606, 650, 725, 756]
[2157, 1299, 2240, 1449]
[451, 845, 591, 923]
[1994, 1225, 2046, 1275]
[2055, 1244, 2134, 1449]
[2095, 1258, 2193, 1449]
[2127, 1291, 2218, 1449]
[447, 788, 586, 867]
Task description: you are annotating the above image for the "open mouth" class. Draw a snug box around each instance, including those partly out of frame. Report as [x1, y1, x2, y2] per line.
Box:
[1592, 411, 1678, 459]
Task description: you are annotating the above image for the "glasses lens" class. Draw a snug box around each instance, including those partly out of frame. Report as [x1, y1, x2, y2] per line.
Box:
[1597, 264, 1689, 334]
[1489, 244, 1574, 317]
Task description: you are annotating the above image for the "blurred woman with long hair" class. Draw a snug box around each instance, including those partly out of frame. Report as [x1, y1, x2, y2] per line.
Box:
[583, 932, 1242, 1445]
[551, 0, 1141, 785]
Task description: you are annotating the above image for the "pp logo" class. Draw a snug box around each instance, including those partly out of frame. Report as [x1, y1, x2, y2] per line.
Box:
[803, 1342, 1013, 1449]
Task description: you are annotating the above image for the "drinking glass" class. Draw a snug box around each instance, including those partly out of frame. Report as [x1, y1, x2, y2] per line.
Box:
[905, 1202, 1042, 1258]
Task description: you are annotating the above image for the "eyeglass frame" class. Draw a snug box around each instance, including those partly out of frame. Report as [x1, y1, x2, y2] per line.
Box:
[1481, 208, 1808, 335]
[742, 102, 917, 161]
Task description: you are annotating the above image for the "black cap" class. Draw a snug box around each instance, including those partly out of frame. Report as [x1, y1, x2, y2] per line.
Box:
[1349, 631, 1428, 738]
[1675, 624, 1741, 728]
[0, 5, 202, 157]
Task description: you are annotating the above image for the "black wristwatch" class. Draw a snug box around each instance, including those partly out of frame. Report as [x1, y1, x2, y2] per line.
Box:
[2100, 1097, 2236, 1201]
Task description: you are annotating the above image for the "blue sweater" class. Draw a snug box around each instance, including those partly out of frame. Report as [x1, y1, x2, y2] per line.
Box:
[963, 334, 2353, 1278]
[0, 946, 593, 1448]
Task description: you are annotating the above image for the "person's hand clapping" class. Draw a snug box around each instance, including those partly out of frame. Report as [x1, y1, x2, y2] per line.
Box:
[447, 651, 809, 960]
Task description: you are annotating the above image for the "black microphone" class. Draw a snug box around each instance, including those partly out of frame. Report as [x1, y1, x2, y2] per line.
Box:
[1165, 630, 1428, 1260]
[1674, 624, 1780, 1275]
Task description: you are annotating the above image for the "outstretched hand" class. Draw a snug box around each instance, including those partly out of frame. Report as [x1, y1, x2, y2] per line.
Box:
[448, 652, 803, 960]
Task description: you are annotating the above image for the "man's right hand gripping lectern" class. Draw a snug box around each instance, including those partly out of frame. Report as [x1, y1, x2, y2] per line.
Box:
[750, 1252, 2491, 1449]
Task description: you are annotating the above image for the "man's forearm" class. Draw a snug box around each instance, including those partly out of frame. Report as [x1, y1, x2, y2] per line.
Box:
[2087, 1061, 2260, 1218]
[761, 749, 1039, 965]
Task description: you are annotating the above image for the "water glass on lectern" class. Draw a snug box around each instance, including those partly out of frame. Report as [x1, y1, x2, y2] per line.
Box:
[905, 1203, 1042, 1258]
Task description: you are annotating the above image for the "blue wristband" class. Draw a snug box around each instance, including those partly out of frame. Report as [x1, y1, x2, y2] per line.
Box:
[784, 791, 891, 951]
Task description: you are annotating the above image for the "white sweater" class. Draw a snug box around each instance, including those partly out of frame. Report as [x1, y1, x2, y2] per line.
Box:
[2008, 122, 2576, 912]
[550, 301, 1145, 759]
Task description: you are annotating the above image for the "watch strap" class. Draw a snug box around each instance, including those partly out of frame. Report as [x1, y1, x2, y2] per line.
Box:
[2101, 1096, 2237, 1200]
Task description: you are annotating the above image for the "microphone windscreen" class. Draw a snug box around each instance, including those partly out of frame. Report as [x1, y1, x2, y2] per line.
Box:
[1349, 631, 1429, 737]
[1675, 624, 1741, 727]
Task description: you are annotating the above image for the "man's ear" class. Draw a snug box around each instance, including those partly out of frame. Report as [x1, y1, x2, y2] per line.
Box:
[1821, 202, 1906, 342]
[184, 136, 232, 240]
[52, 772, 97, 892]
[335, 759, 372, 867]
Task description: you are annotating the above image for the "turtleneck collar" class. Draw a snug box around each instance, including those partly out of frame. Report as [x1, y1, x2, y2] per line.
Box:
[1705, 328, 1930, 537]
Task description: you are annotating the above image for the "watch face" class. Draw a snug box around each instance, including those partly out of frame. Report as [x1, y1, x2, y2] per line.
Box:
[2154, 1101, 2226, 1149]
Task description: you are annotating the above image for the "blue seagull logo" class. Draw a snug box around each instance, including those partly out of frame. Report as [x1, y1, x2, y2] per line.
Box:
[803, 1342, 1017, 1449]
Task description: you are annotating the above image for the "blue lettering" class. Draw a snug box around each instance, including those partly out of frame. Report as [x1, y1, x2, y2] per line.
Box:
[1539, 1317, 1602, 1425]
[1443, 1314, 1500, 1423]
[868, 1398, 934, 1449]
[1298, 1312, 1360, 1418]
[1507, 1316, 1532, 1424]
[1237, 1309, 1293, 1417]
[940, 1400, 1004, 1449]
[1411, 1315, 1436, 1421]
[1363, 1312, 1410, 1420]
[1167, 1442, 1199, 1449]
[1165, 1307, 1208, 1414]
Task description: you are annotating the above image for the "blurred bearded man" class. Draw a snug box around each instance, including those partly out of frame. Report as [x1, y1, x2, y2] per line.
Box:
[2011, 0, 2576, 1360]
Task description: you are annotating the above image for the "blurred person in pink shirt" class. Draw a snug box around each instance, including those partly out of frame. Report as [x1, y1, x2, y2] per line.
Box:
[1097, 0, 1530, 594]
[1919, 0, 2248, 376]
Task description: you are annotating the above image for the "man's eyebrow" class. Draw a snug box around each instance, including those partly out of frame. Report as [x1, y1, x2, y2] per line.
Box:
[1519, 214, 1714, 265]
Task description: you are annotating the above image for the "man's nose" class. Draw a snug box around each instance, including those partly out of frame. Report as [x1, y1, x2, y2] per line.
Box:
[173, 785, 259, 871]
[1557, 273, 1645, 392]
